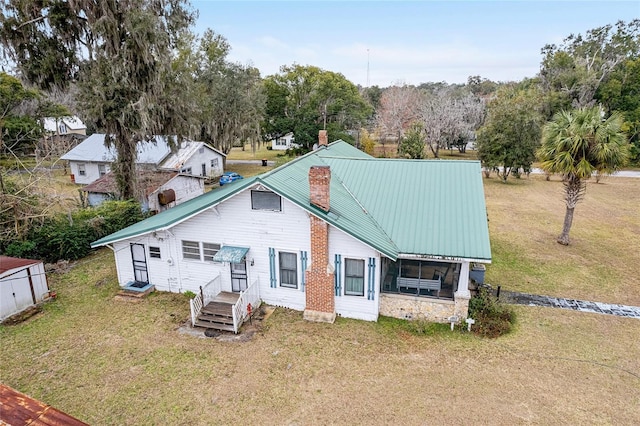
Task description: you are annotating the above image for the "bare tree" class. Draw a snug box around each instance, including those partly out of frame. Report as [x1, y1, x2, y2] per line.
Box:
[375, 84, 423, 155]
[418, 88, 485, 158]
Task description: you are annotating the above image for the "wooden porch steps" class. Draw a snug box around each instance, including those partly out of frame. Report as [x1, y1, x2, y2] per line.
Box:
[195, 295, 237, 332]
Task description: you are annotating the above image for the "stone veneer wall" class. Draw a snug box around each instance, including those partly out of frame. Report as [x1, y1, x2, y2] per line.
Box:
[379, 293, 470, 322]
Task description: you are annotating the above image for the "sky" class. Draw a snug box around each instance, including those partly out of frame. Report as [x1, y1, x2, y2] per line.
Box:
[192, 0, 639, 87]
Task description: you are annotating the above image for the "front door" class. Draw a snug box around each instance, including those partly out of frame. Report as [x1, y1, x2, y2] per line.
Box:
[131, 244, 149, 284]
[231, 261, 248, 292]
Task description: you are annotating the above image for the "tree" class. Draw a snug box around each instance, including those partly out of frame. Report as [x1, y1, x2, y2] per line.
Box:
[1, 0, 196, 200]
[419, 87, 485, 158]
[263, 65, 372, 149]
[375, 84, 422, 148]
[596, 58, 640, 165]
[191, 30, 265, 154]
[398, 122, 426, 159]
[476, 85, 544, 181]
[539, 20, 640, 111]
[537, 106, 629, 245]
[359, 128, 376, 156]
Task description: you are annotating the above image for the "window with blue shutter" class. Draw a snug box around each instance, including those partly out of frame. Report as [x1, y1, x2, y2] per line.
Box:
[334, 254, 342, 296]
[300, 250, 308, 292]
[367, 257, 376, 300]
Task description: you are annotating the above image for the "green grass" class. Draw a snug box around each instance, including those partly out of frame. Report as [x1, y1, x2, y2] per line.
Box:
[2, 157, 640, 424]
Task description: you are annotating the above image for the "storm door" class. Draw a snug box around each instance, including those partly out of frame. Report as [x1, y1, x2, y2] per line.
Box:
[231, 261, 248, 292]
[131, 244, 149, 284]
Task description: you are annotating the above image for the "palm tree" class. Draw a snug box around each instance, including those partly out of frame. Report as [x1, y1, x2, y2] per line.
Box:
[538, 106, 629, 245]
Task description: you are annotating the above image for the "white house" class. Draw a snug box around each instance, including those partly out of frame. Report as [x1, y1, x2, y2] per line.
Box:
[81, 170, 206, 213]
[42, 116, 87, 137]
[270, 132, 297, 150]
[1, 256, 50, 321]
[92, 131, 491, 331]
[60, 134, 226, 185]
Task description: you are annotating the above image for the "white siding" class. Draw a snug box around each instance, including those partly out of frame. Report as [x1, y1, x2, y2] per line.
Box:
[1, 263, 49, 320]
[148, 176, 205, 212]
[329, 227, 380, 321]
[180, 148, 225, 178]
[109, 184, 383, 321]
[69, 161, 110, 185]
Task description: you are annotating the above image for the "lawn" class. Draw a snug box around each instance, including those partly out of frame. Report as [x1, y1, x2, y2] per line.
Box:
[1, 172, 639, 424]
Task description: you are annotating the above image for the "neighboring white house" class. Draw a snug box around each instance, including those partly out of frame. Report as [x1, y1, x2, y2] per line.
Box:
[160, 141, 225, 178]
[81, 170, 206, 213]
[92, 131, 491, 327]
[60, 134, 226, 185]
[42, 116, 87, 137]
[270, 132, 297, 150]
[1, 256, 50, 321]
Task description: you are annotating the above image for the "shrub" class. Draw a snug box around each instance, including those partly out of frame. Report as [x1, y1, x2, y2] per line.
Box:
[468, 287, 516, 338]
[1, 200, 144, 263]
[183, 290, 196, 299]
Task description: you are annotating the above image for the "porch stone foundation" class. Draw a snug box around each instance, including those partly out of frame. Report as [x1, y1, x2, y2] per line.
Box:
[379, 293, 469, 323]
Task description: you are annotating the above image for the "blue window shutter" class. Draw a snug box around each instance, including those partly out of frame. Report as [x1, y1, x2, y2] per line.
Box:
[334, 254, 342, 296]
[269, 247, 276, 288]
[300, 250, 308, 292]
[367, 257, 376, 300]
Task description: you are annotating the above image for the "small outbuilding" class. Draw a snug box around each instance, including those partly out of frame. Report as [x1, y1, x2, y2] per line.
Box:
[0, 256, 50, 321]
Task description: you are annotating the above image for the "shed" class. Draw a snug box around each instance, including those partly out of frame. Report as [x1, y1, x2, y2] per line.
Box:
[0, 256, 50, 321]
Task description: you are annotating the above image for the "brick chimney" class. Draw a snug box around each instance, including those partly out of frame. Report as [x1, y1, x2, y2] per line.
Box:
[309, 166, 330, 212]
[318, 130, 328, 147]
[304, 165, 335, 323]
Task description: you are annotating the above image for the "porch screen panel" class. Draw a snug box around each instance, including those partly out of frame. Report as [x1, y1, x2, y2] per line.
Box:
[279, 251, 297, 288]
[344, 259, 364, 296]
[300, 250, 308, 292]
[268, 248, 277, 288]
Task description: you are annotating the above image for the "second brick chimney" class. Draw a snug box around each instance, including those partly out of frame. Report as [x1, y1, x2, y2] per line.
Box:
[318, 129, 328, 147]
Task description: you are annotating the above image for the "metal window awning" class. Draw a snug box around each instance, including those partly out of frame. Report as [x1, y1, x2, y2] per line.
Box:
[212, 246, 249, 263]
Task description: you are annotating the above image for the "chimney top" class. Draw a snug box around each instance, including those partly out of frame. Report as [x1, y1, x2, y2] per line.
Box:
[309, 165, 331, 212]
[318, 130, 328, 147]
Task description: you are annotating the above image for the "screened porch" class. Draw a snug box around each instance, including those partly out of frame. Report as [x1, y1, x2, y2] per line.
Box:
[380, 258, 461, 300]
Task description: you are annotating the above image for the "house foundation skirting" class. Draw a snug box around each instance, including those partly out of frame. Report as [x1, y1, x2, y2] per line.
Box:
[379, 293, 470, 323]
[303, 309, 336, 323]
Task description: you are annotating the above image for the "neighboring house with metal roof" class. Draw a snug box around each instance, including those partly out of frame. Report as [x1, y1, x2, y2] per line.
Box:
[91, 131, 491, 329]
[81, 170, 206, 213]
[42, 116, 87, 137]
[1, 256, 50, 321]
[60, 134, 226, 185]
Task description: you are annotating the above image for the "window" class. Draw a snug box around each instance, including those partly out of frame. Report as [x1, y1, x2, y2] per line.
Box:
[180, 166, 192, 174]
[251, 190, 281, 211]
[211, 158, 219, 168]
[98, 164, 107, 177]
[78, 163, 86, 176]
[279, 251, 297, 288]
[149, 246, 161, 259]
[202, 243, 220, 262]
[199, 147, 205, 154]
[201, 163, 207, 176]
[59, 123, 67, 134]
[182, 240, 200, 260]
[345, 259, 365, 296]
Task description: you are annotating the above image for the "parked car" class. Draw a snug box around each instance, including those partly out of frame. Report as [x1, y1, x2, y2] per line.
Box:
[219, 172, 243, 186]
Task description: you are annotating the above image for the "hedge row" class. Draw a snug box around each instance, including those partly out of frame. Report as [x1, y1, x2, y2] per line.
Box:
[2, 200, 144, 263]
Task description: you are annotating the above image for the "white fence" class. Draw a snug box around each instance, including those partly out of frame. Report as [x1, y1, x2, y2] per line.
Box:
[232, 277, 261, 334]
[189, 273, 222, 326]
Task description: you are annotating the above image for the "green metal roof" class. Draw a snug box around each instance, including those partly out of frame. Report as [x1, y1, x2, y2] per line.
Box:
[92, 140, 491, 262]
[90, 176, 259, 247]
